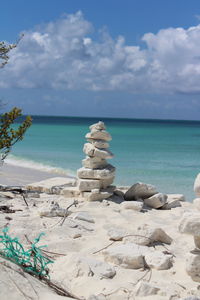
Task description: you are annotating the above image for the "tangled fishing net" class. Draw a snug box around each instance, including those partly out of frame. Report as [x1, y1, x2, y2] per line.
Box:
[0, 227, 53, 278]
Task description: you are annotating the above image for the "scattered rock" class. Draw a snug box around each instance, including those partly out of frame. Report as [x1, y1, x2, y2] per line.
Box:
[179, 212, 200, 236]
[193, 198, 200, 211]
[73, 212, 95, 223]
[135, 281, 160, 296]
[186, 252, 200, 282]
[107, 227, 127, 241]
[26, 177, 76, 193]
[145, 251, 173, 270]
[123, 224, 172, 246]
[194, 236, 200, 249]
[167, 194, 185, 202]
[39, 202, 71, 217]
[61, 186, 80, 198]
[114, 189, 124, 198]
[194, 173, 200, 197]
[161, 199, 181, 210]
[77, 256, 116, 279]
[103, 243, 149, 269]
[144, 193, 167, 209]
[120, 201, 143, 211]
[124, 182, 157, 201]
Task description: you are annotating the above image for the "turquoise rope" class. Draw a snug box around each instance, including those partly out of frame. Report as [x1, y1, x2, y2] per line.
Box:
[0, 227, 53, 278]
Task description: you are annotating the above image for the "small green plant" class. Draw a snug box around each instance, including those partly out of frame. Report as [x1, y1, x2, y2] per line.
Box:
[0, 228, 53, 278]
[0, 107, 32, 162]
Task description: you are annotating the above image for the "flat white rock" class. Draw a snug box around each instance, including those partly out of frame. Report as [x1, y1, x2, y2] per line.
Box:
[89, 121, 106, 131]
[77, 256, 116, 279]
[135, 281, 160, 296]
[179, 212, 200, 236]
[145, 251, 173, 270]
[123, 224, 172, 246]
[124, 182, 157, 200]
[77, 165, 115, 180]
[167, 193, 185, 201]
[120, 201, 143, 211]
[26, 177, 76, 193]
[186, 252, 200, 282]
[107, 227, 127, 241]
[144, 193, 167, 209]
[73, 212, 95, 223]
[83, 143, 114, 159]
[86, 130, 112, 141]
[103, 243, 150, 269]
[87, 139, 109, 149]
[82, 156, 108, 169]
[194, 173, 200, 197]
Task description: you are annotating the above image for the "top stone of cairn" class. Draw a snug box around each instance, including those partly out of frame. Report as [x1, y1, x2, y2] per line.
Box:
[86, 121, 112, 141]
[89, 121, 106, 131]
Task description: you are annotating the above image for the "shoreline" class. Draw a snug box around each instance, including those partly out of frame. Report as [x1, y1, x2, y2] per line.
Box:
[0, 162, 72, 186]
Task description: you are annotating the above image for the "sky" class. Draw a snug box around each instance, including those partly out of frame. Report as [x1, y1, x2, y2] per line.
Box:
[1, 0, 200, 120]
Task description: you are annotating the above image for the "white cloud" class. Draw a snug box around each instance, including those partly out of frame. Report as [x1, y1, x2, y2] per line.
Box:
[1, 11, 200, 95]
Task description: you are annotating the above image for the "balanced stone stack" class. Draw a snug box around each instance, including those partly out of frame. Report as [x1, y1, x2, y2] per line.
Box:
[77, 121, 116, 201]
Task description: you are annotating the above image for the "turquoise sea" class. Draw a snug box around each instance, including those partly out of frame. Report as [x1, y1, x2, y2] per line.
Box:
[7, 116, 200, 201]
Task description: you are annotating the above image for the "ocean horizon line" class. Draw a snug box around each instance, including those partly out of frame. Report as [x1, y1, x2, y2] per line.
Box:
[15, 114, 200, 124]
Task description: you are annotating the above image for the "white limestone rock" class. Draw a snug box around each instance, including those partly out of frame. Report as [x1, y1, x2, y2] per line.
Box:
[124, 182, 157, 200]
[89, 121, 106, 131]
[123, 224, 172, 246]
[103, 243, 150, 269]
[82, 156, 108, 169]
[161, 199, 182, 210]
[193, 198, 200, 211]
[87, 139, 109, 149]
[179, 212, 200, 236]
[73, 211, 95, 223]
[107, 227, 127, 241]
[167, 193, 185, 201]
[120, 201, 143, 211]
[78, 177, 114, 191]
[77, 256, 116, 279]
[194, 236, 200, 249]
[39, 202, 72, 218]
[86, 131, 112, 141]
[61, 187, 80, 198]
[145, 251, 173, 270]
[77, 165, 115, 180]
[26, 177, 77, 193]
[83, 143, 114, 159]
[194, 173, 200, 197]
[186, 252, 200, 282]
[135, 281, 160, 296]
[144, 193, 167, 209]
[83, 186, 115, 201]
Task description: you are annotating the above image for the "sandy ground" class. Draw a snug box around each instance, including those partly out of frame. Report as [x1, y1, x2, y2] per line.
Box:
[0, 164, 200, 300]
[0, 163, 70, 186]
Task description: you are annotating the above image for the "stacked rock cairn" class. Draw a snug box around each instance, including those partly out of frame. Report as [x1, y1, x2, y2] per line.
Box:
[77, 121, 116, 201]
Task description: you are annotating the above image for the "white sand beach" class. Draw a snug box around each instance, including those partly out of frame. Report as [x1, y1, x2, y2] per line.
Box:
[0, 165, 200, 299]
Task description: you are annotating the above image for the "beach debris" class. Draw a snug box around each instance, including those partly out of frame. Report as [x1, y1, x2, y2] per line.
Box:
[26, 177, 77, 194]
[0, 205, 22, 213]
[0, 185, 28, 206]
[124, 182, 157, 201]
[73, 211, 95, 223]
[77, 121, 116, 201]
[143, 192, 167, 209]
[194, 173, 200, 197]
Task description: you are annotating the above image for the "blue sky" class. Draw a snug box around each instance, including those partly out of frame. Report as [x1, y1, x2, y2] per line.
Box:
[1, 0, 200, 119]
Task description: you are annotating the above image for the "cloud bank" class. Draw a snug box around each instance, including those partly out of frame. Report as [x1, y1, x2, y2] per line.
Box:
[1, 11, 200, 95]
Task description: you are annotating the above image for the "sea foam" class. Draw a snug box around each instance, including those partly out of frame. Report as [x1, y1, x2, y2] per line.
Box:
[5, 154, 75, 176]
